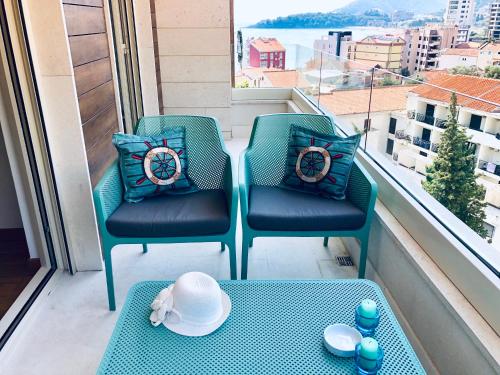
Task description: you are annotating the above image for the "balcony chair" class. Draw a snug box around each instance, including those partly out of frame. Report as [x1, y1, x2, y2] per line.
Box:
[93, 115, 237, 310]
[239, 114, 377, 279]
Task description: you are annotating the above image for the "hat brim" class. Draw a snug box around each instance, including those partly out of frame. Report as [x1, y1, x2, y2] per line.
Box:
[163, 291, 231, 337]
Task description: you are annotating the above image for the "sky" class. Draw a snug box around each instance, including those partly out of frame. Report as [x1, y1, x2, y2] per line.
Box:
[234, 0, 353, 27]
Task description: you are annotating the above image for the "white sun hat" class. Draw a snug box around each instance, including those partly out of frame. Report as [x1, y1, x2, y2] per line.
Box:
[149, 272, 231, 337]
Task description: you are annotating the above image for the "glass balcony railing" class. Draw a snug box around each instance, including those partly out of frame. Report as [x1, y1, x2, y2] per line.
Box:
[431, 143, 440, 153]
[395, 130, 411, 141]
[416, 113, 435, 125]
[478, 160, 500, 176]
[434, 118, 447, 129]
[236, 43, 500, 276]
[412, 137, 431, 150]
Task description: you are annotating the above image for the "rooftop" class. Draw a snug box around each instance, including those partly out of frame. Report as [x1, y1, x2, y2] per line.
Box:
[235, 68, 310, 88]
[440, 48, 479, 57]
[455, 41, 483, 49]
[479, 42, 500, 53]
[263, 70, 309, 88]
[319, 85, 414, 115]
[357, 35, 405, 45]
[249, 38, 285, 53]
[410, 74, 500, 113]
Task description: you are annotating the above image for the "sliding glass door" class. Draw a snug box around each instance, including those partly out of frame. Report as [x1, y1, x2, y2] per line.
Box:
[0, 0, 69, 348]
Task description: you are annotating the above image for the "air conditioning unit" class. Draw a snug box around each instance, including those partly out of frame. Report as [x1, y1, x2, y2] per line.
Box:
[407, 110, 415, 119]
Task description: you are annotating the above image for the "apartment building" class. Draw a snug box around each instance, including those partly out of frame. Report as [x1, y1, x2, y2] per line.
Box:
[477, 42, 500, 68]
[248, 38, 286, 70]
[313, 31, 353, 61]
[318, 75, 500, 245]
[444, 0, 476, 42]
[387, 75, 500, 209]
[488, 1, 500, 41]
[323, 74, 500, 243]
[351, 35, 405, 72]
[403, 24, 458, 74]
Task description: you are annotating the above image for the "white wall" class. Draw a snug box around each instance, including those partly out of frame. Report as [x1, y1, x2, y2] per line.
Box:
[134, 0, 159, 116]
[155, 0, 232, 137]
[438, 54, 478, 69]
[477, 50, 495, 70]
[21, 0, 102, 271]
[335, 112, 396, 155]
[0, 127, 22, 229]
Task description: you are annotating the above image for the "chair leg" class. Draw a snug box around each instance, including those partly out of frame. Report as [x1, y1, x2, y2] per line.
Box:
[323, 237, 329, 247]
[104, 245, 116, 311]
[249, 238, 253, 248]
[142, 244, 148, 253]
[226, 241, 237, 280]
[358, 236, 369, 279]
[220, 242, 225, 251]
[241, 235, 250, 280]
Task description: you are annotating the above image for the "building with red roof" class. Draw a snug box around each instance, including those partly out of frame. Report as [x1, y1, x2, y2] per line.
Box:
[410, 74, 500, 113]
[248, 38, 286, 70]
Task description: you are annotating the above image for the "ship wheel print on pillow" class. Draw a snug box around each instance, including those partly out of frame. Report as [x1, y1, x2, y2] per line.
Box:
[113, 128, 195, 203]
[133, 139, 182, 186]
[282, 125, 361, 200]
[295, 143, 343, 184]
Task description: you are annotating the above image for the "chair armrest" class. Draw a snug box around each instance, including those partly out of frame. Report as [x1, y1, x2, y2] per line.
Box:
[239, 149, 251, 221]
[93, 162, 123, 229]
[346, 160, 378, 215]
[222, 152, 238, 222]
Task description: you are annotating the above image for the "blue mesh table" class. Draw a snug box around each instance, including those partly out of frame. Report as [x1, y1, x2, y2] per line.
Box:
[98, 280, 425, 374]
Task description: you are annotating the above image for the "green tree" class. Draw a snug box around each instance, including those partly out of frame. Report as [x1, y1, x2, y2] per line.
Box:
[380, 76, 398, 86]
[484, 65, 500, 79]
[412, 74, 424, 83]
[401, 67, 410, 77]
[448, 65, 480, 76]
[236, 80, 250, 89]
[422, 93, 487, 237]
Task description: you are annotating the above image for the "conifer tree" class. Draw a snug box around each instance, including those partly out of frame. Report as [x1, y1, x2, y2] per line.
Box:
[422, 93, 487, 237]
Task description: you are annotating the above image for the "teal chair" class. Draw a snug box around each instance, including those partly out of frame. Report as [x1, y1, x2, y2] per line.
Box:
[239, 114, 377, 279]
[93, 116, 237, 310]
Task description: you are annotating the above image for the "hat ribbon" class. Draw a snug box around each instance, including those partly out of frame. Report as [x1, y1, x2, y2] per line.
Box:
[149, 285, 182, 327]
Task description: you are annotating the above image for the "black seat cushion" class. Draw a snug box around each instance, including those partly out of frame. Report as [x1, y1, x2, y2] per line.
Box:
[248, 186, 366, 231]
[106, 190, 230, 238]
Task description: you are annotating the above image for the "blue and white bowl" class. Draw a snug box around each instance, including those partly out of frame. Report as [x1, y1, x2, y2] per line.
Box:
[323, 324, 363, 357]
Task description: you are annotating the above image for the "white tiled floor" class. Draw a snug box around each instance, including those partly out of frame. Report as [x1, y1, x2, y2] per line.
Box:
[0, 140, 356, 375]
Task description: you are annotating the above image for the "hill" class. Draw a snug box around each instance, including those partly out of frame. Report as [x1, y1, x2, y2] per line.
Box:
[339, 0, 446, 15]
[251, 0, 448, 29]
[251, 10, 391, 29]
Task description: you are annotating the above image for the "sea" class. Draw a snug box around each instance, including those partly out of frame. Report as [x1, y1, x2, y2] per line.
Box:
[237, 27, 405, 70]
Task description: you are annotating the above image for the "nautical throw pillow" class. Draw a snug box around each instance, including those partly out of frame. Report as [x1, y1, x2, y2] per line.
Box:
[112, 128, 195, 203]
[282, 125, 361, 200]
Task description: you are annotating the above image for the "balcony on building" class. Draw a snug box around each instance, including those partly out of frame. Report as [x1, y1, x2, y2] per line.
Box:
[415, 112, 435, 126]
[0, 2, 498, 375]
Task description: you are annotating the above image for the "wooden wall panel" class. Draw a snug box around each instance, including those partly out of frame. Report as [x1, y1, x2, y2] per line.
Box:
[78, 81, 115, 124]
[64, 5, 106, 36]
[150, 0, 163, 114]
[86, 128, 117, 187]
[69, 34, 109, 66]
[64, 1, 120, 187]
[74, 58, 113, 96]
[64, 0, 103, 6]
[82, 107, 117, 151]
